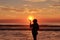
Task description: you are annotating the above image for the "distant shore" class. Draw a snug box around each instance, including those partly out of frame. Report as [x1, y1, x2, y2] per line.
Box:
[0, 25, 60, 31]
[0, 25, 60, 27]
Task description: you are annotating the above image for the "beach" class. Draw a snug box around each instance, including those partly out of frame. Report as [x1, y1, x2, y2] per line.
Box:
[0, 30, 60, 40]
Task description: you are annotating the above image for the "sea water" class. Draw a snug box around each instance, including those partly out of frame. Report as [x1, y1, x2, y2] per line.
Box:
[0, 25, 60, 40]
[0, 30, 60, 40]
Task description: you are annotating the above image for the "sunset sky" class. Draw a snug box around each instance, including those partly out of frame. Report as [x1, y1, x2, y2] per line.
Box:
[0, 0, 60, 25]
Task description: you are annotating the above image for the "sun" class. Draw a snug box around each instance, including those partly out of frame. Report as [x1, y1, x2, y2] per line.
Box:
[28, 15, 34, 21]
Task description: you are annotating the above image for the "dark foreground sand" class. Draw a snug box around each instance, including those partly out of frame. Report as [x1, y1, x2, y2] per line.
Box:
[0, 30, 60, 40]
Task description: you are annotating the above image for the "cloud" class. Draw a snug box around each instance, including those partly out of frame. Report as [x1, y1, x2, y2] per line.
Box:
[0, 5, 24, 13]
[24, 4, 32, 7]
[0, 5, 60, 15]
[25, 0, 47, 2]
[51, 0, 60, 2]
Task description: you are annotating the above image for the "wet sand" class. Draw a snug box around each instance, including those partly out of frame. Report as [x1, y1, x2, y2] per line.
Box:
[0, 30, 60, 40]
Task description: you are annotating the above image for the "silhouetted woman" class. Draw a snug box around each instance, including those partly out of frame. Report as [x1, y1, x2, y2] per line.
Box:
[30, 19, 39, 40]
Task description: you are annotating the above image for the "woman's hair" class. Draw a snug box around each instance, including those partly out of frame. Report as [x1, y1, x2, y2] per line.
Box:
[33, 19, 37, 23]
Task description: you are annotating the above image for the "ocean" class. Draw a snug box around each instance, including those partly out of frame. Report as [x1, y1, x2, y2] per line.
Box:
[0, 25, 60, 40]
[0, 30, 60, 40]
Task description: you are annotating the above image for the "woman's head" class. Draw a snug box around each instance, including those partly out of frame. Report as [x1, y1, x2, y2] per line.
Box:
[33, 19, 37, 23]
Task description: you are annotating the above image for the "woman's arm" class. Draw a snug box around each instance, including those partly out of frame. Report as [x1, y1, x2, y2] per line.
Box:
[29, 20, 32, 28]
[30, 20, 31, 28]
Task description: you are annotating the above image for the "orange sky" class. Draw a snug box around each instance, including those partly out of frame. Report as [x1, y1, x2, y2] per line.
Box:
[0, 0, 60, 25]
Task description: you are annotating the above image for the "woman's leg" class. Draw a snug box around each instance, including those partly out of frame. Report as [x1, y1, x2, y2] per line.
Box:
[33, 35, 37, 40]
[32, 31, 38, 40]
